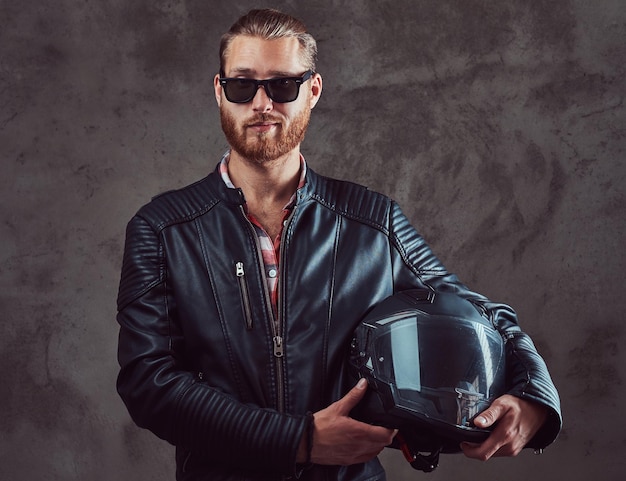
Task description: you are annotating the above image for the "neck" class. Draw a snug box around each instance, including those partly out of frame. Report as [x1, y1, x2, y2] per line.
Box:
[227, 149, 301, 207]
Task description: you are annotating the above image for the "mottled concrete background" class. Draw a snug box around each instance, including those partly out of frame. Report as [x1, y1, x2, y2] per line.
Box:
[1, 0, 624, 479]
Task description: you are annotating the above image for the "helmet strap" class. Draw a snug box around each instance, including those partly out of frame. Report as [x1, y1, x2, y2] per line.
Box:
[408, 451, 440, 473]
[396, 432, 441, 472]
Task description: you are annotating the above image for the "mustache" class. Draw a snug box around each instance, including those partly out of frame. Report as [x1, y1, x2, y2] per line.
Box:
[245, 114, 282, 126]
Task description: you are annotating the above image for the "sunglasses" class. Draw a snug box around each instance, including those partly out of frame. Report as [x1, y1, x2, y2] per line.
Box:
[219, 70, 314, 104]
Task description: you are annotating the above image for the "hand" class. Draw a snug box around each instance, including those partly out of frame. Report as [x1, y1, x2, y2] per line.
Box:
[460, 394, 548, 461]
[298, 378, 397, 466]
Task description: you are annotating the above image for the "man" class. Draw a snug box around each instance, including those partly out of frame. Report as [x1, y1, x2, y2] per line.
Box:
[116, 8, 561, 481]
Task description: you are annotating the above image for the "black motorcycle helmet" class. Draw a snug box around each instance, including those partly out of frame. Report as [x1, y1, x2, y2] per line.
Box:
[348, 288, 506, 471]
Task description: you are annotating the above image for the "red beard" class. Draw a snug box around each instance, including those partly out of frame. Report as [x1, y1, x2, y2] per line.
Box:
[220, 106, 311, 163]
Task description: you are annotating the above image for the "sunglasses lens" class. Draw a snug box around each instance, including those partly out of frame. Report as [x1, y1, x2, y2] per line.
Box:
[266, 78, 298, 103]
[224, 79, 257, 103]
[221, 72, 310, 103]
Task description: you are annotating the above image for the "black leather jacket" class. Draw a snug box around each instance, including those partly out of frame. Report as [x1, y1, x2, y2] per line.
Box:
[117, 165, 561, 481]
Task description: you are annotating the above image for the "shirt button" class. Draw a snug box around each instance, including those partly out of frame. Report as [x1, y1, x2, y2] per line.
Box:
[268, 269, 277, 278]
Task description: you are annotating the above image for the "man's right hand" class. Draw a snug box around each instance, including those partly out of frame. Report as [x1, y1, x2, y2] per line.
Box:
[298, 378, 397, 466]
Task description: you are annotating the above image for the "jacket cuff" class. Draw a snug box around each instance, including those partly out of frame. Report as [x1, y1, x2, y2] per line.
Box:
[294, 411, 315, 478]
[520, 396, 562, 450]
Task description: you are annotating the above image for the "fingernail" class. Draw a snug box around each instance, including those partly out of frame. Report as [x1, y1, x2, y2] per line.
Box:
[476, 416, 487, 425]
[357, 378, 367, 389]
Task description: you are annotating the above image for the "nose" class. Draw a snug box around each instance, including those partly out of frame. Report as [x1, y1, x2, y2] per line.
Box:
[251, 85, 273, 113]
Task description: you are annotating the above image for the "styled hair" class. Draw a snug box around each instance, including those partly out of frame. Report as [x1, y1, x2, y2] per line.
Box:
[219, 9, 317, 73]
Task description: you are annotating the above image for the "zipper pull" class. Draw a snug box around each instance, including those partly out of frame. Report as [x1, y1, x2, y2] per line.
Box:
[273, 336, 284, 357]
[236, 261, 244, 277]
[235, 261, 253, 330]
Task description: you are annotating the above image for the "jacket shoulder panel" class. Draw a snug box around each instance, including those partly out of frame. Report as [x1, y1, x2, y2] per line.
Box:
[136, 174, 222, 232]
[309, 173, 392, 232]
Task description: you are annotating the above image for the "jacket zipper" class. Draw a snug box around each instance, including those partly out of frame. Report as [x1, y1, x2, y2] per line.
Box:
[274, 206, 298, 413]
[235, 261, 254, 330]
[238, 203, 289, 413]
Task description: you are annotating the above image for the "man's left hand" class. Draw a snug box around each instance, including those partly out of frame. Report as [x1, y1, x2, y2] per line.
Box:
[460, 394, 548, 461]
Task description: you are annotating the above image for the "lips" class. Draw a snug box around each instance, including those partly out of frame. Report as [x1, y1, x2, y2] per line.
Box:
[248, 123, 277, 134]
[248, 121, 277, 127]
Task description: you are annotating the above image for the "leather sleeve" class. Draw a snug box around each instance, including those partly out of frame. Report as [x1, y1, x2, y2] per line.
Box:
[387, 201, 562, 449]
[116, 214, 309, 475]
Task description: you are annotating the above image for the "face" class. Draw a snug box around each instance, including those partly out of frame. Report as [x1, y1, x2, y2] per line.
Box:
[214, 35, 322, 164]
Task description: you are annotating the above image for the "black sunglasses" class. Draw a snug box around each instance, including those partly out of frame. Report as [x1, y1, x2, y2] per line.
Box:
[219, 70, 314, 104]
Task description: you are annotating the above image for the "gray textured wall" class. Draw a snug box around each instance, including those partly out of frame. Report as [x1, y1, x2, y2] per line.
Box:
[1, 0, 624, 479]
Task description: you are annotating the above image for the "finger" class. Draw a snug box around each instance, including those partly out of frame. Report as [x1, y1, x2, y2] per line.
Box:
[360, 421, 397, 444]
[460, 439, 502, 461]
[474, 400, 505, 428]
[335, 378, 368, 414]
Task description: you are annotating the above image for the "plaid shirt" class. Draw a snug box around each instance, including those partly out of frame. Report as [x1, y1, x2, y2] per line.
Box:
[219, 151, 307, 314]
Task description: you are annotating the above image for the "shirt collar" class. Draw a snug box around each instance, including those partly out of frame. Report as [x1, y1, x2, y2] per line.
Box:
[219, 150, 307, 203]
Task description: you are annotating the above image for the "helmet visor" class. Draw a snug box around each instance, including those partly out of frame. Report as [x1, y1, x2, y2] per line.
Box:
[365, 312, 505, 426]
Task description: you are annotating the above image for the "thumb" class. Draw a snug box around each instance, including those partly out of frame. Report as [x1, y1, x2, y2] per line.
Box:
[474, 403, 502, 428]
[336, 378, 368, 414]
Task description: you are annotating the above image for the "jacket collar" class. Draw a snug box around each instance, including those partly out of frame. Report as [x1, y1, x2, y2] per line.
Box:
[209, 152, 318, 207]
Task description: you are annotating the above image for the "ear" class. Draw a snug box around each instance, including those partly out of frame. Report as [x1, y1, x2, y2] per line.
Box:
[213, 73, 223, 108]
[309, 73, 323, 109]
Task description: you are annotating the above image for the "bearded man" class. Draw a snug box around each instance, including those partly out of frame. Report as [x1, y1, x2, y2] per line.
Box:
[116, 9, 561, 481]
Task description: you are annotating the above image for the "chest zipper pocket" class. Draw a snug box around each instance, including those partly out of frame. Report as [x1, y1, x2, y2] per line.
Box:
[235, 261, 254, 330]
